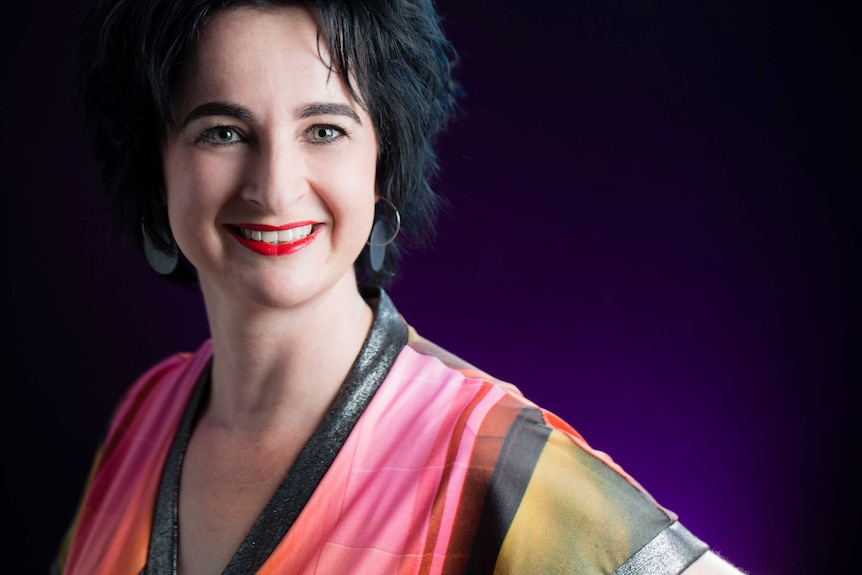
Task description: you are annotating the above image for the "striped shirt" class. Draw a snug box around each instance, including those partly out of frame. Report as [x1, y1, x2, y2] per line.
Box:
[55, 288, 706, 574]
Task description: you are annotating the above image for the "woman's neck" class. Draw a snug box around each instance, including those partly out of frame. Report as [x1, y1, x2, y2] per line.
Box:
[197, 276, 374, 437]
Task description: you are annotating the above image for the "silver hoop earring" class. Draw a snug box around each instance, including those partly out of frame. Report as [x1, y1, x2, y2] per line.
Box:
[142, 223, 179, 275]
[367, 197, 401, 273]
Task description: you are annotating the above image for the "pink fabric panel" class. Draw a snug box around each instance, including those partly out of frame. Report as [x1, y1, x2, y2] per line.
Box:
[65, 342, 212, 575]
[263, 347, 502, 574]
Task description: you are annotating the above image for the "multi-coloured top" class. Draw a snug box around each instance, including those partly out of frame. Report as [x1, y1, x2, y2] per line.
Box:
[54, 288, 708, 574]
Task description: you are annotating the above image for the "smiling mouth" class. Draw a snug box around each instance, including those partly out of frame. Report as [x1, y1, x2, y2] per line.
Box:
[234, 224, 316, 245]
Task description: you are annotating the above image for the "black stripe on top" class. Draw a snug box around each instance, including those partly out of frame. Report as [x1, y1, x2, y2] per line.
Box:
[465, 407, 551, 575]
[145, 287, 407, 575]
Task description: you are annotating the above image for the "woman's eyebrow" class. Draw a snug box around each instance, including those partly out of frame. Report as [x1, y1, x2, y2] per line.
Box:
[297, 102, 362, 125]
[180, 102, 255, 127]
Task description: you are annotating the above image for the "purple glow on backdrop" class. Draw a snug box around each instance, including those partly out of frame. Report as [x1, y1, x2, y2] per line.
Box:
[1, 1, 856, 574]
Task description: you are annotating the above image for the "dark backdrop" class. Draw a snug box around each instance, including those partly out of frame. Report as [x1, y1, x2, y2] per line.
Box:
[1, 1, 857, 573]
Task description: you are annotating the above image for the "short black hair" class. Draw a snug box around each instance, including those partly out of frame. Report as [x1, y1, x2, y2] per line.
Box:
[78, 0, 460, 285]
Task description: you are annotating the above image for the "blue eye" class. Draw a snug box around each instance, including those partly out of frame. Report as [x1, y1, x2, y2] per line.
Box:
[199, 126, 242, 145]
[309, 125, 344, 142]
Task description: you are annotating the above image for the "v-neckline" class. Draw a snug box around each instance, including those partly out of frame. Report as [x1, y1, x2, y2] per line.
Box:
[143, 288, 408, 575]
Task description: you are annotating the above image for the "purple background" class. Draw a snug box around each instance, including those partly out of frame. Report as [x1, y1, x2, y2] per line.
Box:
[1, 1, 857, 573]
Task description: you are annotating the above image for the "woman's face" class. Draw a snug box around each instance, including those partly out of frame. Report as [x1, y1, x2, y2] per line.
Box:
[162, 5, 378, 311]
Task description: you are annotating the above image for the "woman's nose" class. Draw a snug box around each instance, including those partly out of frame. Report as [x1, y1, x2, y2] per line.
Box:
[241, 136, 306, 214]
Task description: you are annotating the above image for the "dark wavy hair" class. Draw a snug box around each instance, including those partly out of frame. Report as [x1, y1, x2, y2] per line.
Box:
[78, 0, 460, 285]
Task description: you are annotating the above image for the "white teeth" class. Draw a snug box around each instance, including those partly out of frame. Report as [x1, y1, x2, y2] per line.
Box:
[277, 228, 295, 242]
[277, 224, 312, 242]
[239, 224, 313, 245]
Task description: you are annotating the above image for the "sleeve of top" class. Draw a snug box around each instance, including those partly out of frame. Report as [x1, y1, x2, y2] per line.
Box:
[475, 405, 708, 575]
[51, 351, 192, 575]
[52, 443, 105, 575]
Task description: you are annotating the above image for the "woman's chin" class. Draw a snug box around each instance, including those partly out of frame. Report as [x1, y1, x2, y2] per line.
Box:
[199, 266, 359, 314]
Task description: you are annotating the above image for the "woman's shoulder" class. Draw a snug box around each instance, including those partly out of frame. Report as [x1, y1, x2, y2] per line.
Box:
[399, 325, 645, 492]
[396, 326, 708, 573]
[403, 324, 524, 395]
[104, 340, 213, 444]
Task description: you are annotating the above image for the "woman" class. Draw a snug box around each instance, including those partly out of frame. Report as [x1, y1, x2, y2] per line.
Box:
[55, 0, 746, 573]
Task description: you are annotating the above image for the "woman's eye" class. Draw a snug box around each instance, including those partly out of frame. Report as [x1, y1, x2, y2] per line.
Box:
[308, 125, 344, 143]
[199, 126, 242, 145]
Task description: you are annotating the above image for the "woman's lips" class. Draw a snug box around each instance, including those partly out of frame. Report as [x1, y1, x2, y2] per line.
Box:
[227, 222, 322, 256]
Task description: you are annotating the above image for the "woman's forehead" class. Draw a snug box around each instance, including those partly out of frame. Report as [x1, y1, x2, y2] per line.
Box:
[175, 5, 351, 114]
[193, 5, 320, 74]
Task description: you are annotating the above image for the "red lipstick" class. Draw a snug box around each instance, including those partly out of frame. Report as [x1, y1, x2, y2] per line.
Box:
[227, 222, 322, 256]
